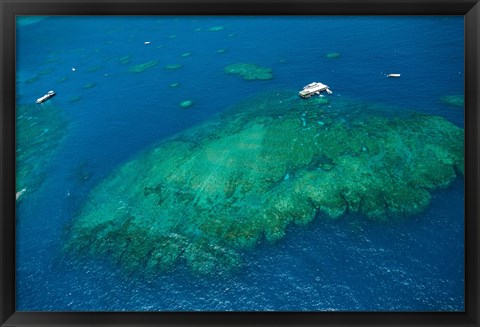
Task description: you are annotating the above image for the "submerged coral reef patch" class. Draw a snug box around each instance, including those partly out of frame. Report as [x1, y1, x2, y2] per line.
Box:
[440, 95, 464, 108]
[66, 91, 464, 276]
[82, 82, 96, 89]
[119, 55, 131, 65]
[165, 64, 183, 70]
[325, 52, 341, 59]
[128, 60, 158, 73]
[16, 103, 68, 201]
[209, 26, 225, 32]
[179, 100, 194, 108]
[224, 63, 273, 80]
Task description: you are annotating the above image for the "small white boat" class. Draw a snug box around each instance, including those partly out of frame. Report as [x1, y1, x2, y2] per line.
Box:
[144, 41, 151, 45]
[36, 90, 56, 104]
[387, 73, 401, 78]
[16, 188, 26, 201]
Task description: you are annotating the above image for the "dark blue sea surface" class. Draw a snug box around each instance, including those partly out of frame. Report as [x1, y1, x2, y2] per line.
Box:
[15, 16, 464, 311]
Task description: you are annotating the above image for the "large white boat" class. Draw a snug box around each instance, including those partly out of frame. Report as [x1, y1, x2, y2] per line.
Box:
[36, 90, 56, 104]
[299, 82, 332, 98]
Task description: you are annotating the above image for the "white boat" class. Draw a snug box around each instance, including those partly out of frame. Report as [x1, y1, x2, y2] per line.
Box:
[16, 188, 26, 201]
[36, 90, 56, 104]
[387, 73, 401, 78]
[299, 82, 332, 98]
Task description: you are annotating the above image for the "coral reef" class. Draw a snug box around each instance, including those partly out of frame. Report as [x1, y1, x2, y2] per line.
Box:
[440, 95, 464, 108]
[165, 64, 183, 70]
[24, 76, 39, 84]
[325, 52, 341, 59]
[224, 63, 273, 80]
[128, 60, 158, 73]
[87, 65, 104, 73]
[38, 68, 55, 76]
[209, 26, 225, 31]
[43, 56, 62, 64]
[16, 103, 68, 200]
[119, 55, 131, 65]
[66, 91, 464, 275]
[17, 16, 47, 26]
[56, 76, 68, 83]
[179, 100, 194, 108]
[68, 95, 82, 103]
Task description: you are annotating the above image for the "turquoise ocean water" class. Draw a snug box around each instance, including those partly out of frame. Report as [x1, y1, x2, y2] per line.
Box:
[15, 16, 464, 311]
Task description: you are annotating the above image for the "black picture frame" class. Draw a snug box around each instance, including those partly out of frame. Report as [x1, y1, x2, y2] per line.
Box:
[1, 0, 479, 326]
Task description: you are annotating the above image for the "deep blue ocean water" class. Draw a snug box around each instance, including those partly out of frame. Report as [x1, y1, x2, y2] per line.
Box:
[15, 16, 464, 311]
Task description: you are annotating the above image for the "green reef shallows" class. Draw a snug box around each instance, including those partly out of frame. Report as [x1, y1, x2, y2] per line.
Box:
[38, 67, 55, 76]
[43, 56, 62, 64]
[68, 95, 82, 103]
[128, 60, 158, 73]
[224, 63, 273, 80]
[179, 100, 194, 108]
[66, 91, 464, 276]
[165, 64, 183, 70]
[86, 65, 104, 73]
[440, 95, 464, 108]
[55, 76, 68, 83]
[82, 83, 96, 89]
[209, 26, 225, 31]
[16, 104, 68, 201]
[325, 52, 341, 59]
[119, 55, 131, 65]
[24, 76, 39, 84]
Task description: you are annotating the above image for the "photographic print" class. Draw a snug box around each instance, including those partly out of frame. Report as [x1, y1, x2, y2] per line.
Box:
[15, 16, 465, 312]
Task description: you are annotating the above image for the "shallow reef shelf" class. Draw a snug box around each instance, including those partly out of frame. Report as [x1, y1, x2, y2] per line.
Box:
[66, 91, 464, 276]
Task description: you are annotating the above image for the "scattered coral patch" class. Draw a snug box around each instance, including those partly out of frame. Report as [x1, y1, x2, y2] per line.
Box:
[209, 26, 225, 31]
[179, 100, 194, 108]
[16, 103, 68, 201]
[224, 63, 273, 80]
[128, 60, 158, 73]
[440, 95, 464, 108]
[325, 52, 341, 59]
[165, 64, 183, 70]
